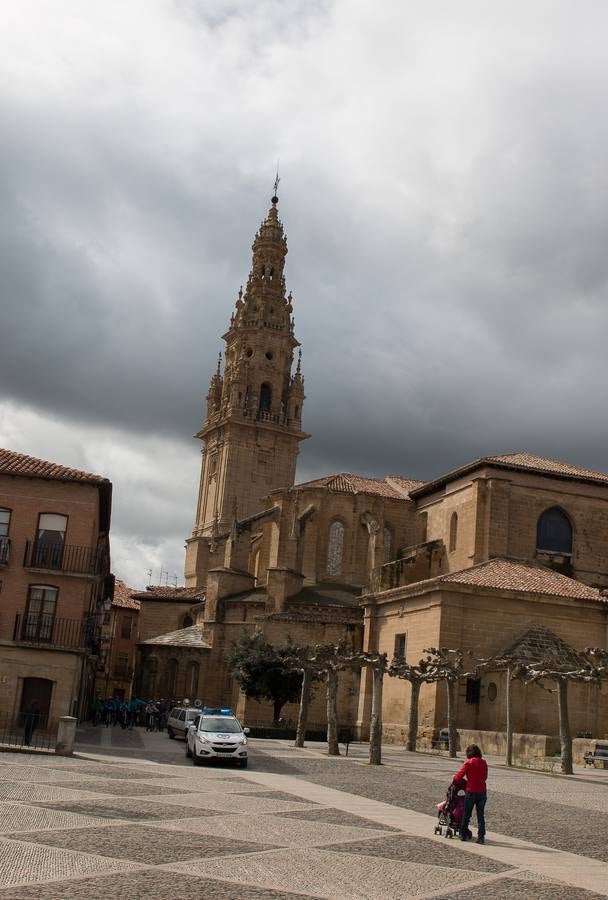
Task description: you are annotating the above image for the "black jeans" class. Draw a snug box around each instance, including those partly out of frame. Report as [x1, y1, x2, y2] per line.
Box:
[460, 791, 486, 839]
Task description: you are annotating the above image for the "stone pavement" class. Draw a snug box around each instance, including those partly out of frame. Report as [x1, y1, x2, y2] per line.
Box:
[0, 728, 604, 898]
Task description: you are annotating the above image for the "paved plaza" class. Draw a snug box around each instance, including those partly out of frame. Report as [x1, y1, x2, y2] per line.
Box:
[0, 729, 605, 898]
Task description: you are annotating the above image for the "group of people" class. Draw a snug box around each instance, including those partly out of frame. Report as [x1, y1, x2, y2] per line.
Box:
[92, 697, 149, 729]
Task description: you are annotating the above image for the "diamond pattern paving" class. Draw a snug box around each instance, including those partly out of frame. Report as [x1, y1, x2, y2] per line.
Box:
[277, 806, 401, 831]
[0, 802, 113, 834]
[150, 778, 272, 794]
[150, 812, 393, 847]
[43, 779, 194, 797]
[0, 869, 310, 899]
[155, 790, 316, 814]
[325, 833, 510, 872]
[446, 876, 606, 899]
[0, 782, 108, 803]
[10, 824, 279, 864]
[0, 838, 139, 887]
[165, 847, 478, 899]
[33, 797, 225, 821]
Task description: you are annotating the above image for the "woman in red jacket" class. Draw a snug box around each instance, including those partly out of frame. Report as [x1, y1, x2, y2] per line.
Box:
[453, 744, 488, 844]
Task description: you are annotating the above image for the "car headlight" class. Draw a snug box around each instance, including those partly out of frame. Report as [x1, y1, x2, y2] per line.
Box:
[196, 734, 209, 744]
[237, 736, 247, 745]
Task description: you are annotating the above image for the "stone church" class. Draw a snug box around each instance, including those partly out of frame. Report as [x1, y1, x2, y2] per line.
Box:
[135, 193, 608, 746]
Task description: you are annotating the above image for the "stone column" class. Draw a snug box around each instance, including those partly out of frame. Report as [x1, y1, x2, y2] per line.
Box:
[55, 716, 77, 756]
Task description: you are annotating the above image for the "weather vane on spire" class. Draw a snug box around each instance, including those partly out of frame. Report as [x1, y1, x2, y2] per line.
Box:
[272, 163, 280, 203]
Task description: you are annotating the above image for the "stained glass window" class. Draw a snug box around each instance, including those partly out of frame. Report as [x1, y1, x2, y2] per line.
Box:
[327, 521, 345, 576]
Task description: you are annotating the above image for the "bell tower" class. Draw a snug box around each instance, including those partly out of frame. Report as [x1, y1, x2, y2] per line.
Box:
[185, 192, 308, 586]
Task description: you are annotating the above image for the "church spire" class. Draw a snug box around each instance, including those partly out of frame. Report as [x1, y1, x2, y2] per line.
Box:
[230, 193, 293, 335]
[188, 190, 309, 554]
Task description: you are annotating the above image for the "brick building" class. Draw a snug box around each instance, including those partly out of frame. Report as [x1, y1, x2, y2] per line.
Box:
[0, 449, 113, 730]
[94, 579, 140, 701]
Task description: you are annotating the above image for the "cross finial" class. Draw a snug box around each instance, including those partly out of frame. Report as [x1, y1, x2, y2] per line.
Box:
[272, 164, 280, 204]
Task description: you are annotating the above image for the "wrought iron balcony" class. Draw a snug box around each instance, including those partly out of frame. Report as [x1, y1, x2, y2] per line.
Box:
[0, 537, 9, 566]
[23, 540, 105, 576]
[13, 613, 99, 652]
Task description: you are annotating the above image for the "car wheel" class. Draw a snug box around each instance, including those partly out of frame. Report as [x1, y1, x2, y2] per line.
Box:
[185, 742, 192, 758]
[168, 728, 175, 739]
[239, 759, 248, 769]
[192, 754, 203, 766]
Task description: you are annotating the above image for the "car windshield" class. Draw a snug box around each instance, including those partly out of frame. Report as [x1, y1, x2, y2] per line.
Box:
[199, 717, 241, 733]
[186, 709, 202, 720]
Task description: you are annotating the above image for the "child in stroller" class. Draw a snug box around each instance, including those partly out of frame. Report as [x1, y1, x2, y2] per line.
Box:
[434, 779, 471, 839]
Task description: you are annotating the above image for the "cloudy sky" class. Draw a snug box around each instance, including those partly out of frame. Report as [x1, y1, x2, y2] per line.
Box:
[2, 1, 608, 588]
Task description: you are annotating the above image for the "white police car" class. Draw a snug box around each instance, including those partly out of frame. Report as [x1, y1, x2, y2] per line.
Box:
[185, 707, 249, 768]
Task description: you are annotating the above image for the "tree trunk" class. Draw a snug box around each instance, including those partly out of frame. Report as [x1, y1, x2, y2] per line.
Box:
[326, 668, 340, 756]
[294, 668, 312, 748]
[557, 677, 573, 775]
[368, 665, 384, 765]
[505, 667, 513, 767]
[406, 679, 421, 752]
[446, 679, 457, 758]
[273, 698, 283, 724]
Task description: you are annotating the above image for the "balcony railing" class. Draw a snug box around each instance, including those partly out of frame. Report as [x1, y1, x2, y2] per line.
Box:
[13, 613, 99, 652]
[0, 537, 9, 566]
[23, 540, 105, 576]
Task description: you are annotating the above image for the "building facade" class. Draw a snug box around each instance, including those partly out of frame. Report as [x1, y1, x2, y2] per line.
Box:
[0, 449, 113, 731]
[94, 579, 140, 701]
[134, 194, 608, 746]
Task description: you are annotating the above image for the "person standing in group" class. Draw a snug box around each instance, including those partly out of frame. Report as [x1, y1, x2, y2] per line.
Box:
[453, 744, 488, 844]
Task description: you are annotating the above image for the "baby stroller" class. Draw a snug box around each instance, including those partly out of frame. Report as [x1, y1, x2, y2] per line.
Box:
[434, 779, 470, 839]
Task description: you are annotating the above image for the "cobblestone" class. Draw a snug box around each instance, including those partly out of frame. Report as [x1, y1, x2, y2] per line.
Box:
[253, 753, 608, 862]
[11, 823, 278, 863]
[0, 734, 605, 898]
[0, 869, 305, 899]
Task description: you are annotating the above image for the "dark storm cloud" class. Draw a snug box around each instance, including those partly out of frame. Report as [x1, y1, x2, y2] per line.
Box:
[2, 0, 608, 583]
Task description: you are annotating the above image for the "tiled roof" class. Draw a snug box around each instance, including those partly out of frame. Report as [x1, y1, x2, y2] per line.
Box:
[112, 579, 141, 611]
[412, 451, 608, 497]
[385, 476, 426, 497]
[131, 585, 205, 602]
[440, 558, 602, 601]
[0, 447, 109, 484]
[140, 624, 211, 649]
[487, 452, 608, 484]
[293, 473, 419, 500]
[371, 557, 604, 603]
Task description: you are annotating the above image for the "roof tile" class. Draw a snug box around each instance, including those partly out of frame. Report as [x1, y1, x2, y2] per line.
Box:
[371, 557, 604, 603]
[0, 448, 109, 484]
[112, 579, 141, 611]
[293, 472, 421, 500]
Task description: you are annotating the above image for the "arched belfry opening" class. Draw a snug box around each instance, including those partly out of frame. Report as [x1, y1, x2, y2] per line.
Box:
[259, 383, 272, 414]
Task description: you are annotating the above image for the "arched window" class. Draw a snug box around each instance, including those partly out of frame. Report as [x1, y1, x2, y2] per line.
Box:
[259, 383, 272, 413]
[143, 656, 158, 698]
[166, 658, 178, 697]
[449, 512, 458, 552]
[537, 507, 573, 555]
[327, 521, 345, 576]
[186, 661, 199, 698]
[252, 548, 261, 582]
[182, 614, 193, 628]
[383, 525, 394, 563]
[418, 512, 428, 543]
